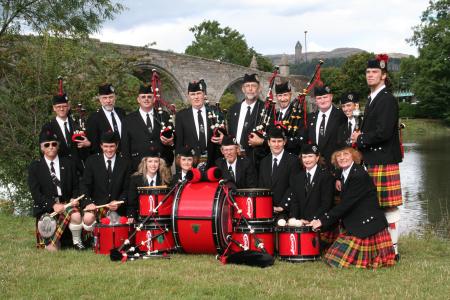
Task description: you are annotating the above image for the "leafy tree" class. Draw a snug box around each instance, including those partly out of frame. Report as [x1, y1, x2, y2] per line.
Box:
[0, 0, 124, 39]
[185, 20, 273, 71]
[407, 0, 450, 120]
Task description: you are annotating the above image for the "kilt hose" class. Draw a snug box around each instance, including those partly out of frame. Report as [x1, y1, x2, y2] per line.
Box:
[324, 228, 396, 269]
[36, 206, 79, 249]
[367, 164, 403, 208]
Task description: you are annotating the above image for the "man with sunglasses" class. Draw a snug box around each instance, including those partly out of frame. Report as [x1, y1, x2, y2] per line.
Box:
[28, 130, 84, 251]
[121, 84, 174, 171]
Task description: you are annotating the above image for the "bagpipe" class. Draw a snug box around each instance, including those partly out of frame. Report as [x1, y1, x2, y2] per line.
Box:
[285, 60, 324, 136]
[151, 69, 176, 139]
[199, 79, 227, 137]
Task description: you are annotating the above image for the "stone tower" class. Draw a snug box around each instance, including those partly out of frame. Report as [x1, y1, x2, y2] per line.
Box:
[295, 41, 302, 64]
[279, 54, 290, 76]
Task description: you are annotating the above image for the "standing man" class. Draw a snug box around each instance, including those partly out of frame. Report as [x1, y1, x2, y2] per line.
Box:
[227, 74, 267, 170]
[28, 130, 84, 251]
[274, 81, 307, 155]
[81, 132, 132, 231]
[86, 83, 126, 154]
[121, 84, 174, 171]
[175, 80, 219, 168]
[307, 85, 347, 167]
[41, 93, 91, 175]
[337, 92, 361, 147]
[215, 135, 258, 189]
[351, 54, 402, 260]
[258, 127, 301, 221]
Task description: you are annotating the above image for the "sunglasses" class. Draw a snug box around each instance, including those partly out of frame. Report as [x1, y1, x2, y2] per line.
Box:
[43, 142, 58, 148]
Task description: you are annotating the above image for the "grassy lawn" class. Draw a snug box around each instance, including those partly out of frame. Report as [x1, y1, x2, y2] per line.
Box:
[0, 213, 449, 299]
[401, 118, 450, 138]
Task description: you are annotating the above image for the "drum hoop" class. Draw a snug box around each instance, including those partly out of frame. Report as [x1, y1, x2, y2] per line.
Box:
[212, 183, 228, 254]
[233, 226, 274, 233]
[171, 180, 187, 251]
[233, 218, 274, 225]
[278, 256, 321, 262]
[137, 186, 170, 194]
[135, 223, 171, 230]
[275, 226, 314, 233]
[233, 188, 272, 197]
[93, 223, 131, 228]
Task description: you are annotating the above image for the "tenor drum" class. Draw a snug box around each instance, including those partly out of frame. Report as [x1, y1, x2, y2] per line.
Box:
[232, 188, 273, 225]
[93, 222, 131, 255]
[172, 181, 232, 254]
[231, 225, 275, 256]
[277, 226, 320, 262]
[134, 221, 175, 253]
[137, 186, 173, 221]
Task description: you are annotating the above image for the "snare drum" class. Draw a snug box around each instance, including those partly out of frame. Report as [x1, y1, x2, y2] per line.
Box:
[172, 181, 232, 254]
[137, 186, 173, 221]
[135, 221, 175, 253]
[93, 222, 132, 255]
[232, 188, 273, 225]
[277, 226, 320, 262]
[231, 225, 275, 256]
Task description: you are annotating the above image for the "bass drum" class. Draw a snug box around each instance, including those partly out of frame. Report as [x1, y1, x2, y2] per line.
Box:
[172, 181, 232, 254]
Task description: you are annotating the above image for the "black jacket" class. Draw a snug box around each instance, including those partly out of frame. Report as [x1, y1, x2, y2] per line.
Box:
[357, 88, 402, 164]
[215, 156, 258, 189]
[319, 163, 388, 238]
[273, 103, 308, 156]
[28, 157, 79, 218]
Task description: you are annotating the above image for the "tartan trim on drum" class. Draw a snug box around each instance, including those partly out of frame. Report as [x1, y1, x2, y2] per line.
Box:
[36, 206, 78, 249]
[323, 228, 395, 269]
[367, 164, 403, 207]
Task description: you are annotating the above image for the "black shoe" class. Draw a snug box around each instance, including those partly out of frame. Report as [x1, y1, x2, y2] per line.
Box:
[73, 241, 86, 251]
[395, 253, 401, 262]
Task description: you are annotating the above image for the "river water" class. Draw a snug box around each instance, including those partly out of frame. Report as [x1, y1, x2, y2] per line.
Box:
[399, 135, 450, 238]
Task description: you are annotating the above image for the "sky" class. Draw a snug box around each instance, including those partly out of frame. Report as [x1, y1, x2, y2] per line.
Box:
[93, 0, 429, 56]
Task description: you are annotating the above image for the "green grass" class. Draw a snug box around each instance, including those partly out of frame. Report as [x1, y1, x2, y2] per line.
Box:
[401, 118, 450, 138]
[1, 214, 449, 299]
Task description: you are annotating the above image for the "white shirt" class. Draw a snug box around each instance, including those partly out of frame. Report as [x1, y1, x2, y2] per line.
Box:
[192, 106, 208, 143]
[45, 156, 62, 196]
[272, 150, 285, 170]
[279, 106, 289, 120]
[139, 108, 154, 129]
[103, 154, 116, 171]
[236, 101, 257, 145]
[102, 107, 122, 137]
[181, 170, 187, 180]
[305, 164, 318, 184]
[342, 162, 354, 184]
[55, 116, 70, 143]
[369, 84, 386, 105]
[146, 174, 157, 186]
[348, 117, 356, 133]
[315, 105, 333, 143]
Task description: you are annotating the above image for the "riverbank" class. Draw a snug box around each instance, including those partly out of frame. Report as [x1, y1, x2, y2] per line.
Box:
[401, 118, 450, 138]
[0, 213, 449, 299]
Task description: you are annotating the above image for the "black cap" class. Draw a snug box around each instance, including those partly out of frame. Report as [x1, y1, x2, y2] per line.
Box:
[275, 82, 291, 94]
[39, 129, 58, 144]
[100, 131, 119, 144]
[138, 84, 153, 94]
[221, 136, 238, 146]
[340, 92, 359, 104]
[98, 83, 115, 95]
[243, 73, 259, 84]
[367, 54, 389, 71]
[142, 146, 160, 158]
[301, 143, 320, 155]
[188, 79, 206, 93]
[177, 146, 196, 157]
[268, 126, 286, 139]
[314, 85, 331, 97]
[52, 94, 68, 105]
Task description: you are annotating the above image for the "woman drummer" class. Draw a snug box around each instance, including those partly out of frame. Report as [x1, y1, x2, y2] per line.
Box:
[310, 146, 396, 268]
[127, 147, 172, 222]
[170, 146, 199, 185]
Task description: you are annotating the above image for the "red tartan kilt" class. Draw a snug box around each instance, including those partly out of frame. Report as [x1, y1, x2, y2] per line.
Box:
[367, 164, 403, 208]
[324, 228, 396, 269]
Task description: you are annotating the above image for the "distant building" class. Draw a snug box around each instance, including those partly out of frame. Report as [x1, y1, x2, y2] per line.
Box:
[295, 41, 303, 64]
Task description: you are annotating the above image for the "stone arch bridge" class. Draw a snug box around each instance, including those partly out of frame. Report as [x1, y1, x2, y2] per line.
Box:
[112, 43, 309, 104]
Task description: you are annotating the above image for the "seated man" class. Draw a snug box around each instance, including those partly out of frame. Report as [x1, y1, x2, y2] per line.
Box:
[81, 132, 131, 231]
[28, 130, 84, 251]
[215, 136, 257, 189]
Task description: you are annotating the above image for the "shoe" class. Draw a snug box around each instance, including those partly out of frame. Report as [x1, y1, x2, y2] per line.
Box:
[395, 253, 401, 262]
[73, 241, 86, 251]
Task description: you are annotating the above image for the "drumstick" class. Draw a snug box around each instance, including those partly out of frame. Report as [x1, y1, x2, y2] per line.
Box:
[49, 194, 85, 217]
[83, 200, 124, 212]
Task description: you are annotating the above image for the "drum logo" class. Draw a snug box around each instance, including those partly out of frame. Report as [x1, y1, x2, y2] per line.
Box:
[246, 197, 253, 218]
[146, 230, 153, 250]
[148, 195, 155, 214]
[290, 234, 297, 255]
[243, 234, 250, 250]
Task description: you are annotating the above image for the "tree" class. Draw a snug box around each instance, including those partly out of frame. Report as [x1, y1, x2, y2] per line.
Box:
[185, 20, 273, 71]
[407, 0, 450, 120]
[0, 0, 124, 39]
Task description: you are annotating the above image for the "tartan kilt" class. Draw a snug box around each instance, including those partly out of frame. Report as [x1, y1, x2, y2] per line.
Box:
[367, 164, 403, 208]
[324, 228, 396, 269]
[36, 206, 79, 249]
[320, 224, 341, 253]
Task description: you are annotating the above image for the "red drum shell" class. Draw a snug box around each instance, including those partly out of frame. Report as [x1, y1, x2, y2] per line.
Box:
[93, 223, 131, 255]
[138, 186, 173, 219]
[172, 181, 232, 254]
[232, 188, 273, 222]
[231, 226, 275, 256]
[134, 223, 175, 253]
[277, 226, 320, 262]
